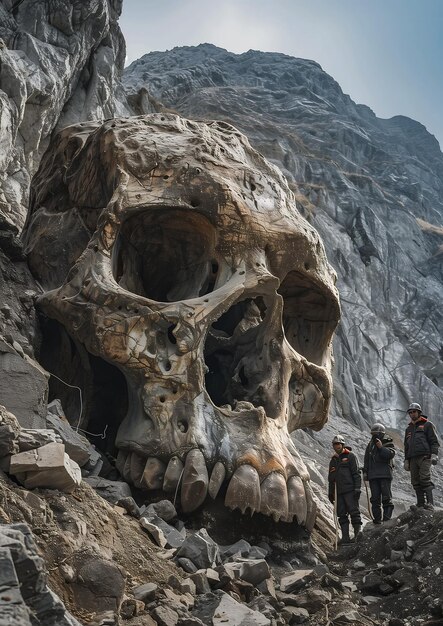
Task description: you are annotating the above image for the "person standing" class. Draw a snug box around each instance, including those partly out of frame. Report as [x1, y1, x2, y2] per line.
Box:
[328, 435, 363, 544]
[404, 402, 440, 509]
[363, 423, 395, 523]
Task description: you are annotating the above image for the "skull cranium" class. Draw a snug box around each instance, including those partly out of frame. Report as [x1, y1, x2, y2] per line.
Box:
[24, 114, 340, 526]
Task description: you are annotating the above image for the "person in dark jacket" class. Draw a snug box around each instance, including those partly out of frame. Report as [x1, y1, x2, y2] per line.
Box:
[328, 435, 362, 544]
[363, 423, 395, 523]
[404, 402, 440, 508]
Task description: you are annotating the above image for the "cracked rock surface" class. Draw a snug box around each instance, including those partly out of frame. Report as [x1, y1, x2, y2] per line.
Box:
[0, 0, 130, 230]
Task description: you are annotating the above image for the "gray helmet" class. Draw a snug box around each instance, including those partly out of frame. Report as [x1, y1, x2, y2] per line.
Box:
[332, 435, 345, 445]
[370, 423, 385, 433]
[407, 402, 422, 413]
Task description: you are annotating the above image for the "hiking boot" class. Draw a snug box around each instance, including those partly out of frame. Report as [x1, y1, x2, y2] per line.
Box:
[353, 525, 363, 542]
[383, 505, 394, 521]
[415, 488, 425, 508]
[424, 488, 434, 509]
[338, 523, 351, 545]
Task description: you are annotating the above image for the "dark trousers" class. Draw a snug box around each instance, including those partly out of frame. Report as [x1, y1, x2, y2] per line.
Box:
[369, 478, 393, 521]
[410, 456, 433, 491]
[337, 491, 362, 528]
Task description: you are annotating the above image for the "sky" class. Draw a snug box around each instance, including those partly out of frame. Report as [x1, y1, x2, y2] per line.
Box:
[120, 0, 443, 150]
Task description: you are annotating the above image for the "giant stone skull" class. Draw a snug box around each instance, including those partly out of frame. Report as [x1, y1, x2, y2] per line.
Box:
[24, 114, 340, 528]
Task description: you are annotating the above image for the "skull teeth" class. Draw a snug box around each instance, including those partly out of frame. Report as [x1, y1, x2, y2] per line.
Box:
[116, 449, 314, 528]
[208, 461, 226, 499]
[142, 457, 166, 490]
[286, 475, 307, 525]
[225, 465, 261, 514]
[225, 464, 313, 527]
[163, 456, 184, 493]
[259, 472, 289, 522]
[180, 449, 209, 513]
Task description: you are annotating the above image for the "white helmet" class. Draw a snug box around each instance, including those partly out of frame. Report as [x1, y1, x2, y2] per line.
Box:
[332, 435, 345, 445]
[370, 423, 386, 433]
[407, 403, 422, 413]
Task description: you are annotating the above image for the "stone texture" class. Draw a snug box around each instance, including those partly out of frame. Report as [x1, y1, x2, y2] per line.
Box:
[142, 499, 178, 522]
[176, 529, 221, 570]
[0, 405, 20, 457]
[279, 569, 315, 593]
[71, 556, 126, 613]
[18, 428, 61, 451]
[46, 399, 93, 466]
[0, 0, 130, 231]
[0, 523, 82, 625]
[123, 43, 443, 432]
[140, 514, 185, 549]
[9, 442, 82, 493]
[0, 339, 48, 429]
[84, 476, 132, 503]
[212, 591, 271, 625]
[151, 605, 179, 626]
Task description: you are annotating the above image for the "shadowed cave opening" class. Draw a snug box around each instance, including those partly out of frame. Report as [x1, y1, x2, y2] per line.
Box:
[113, 208, 219, 302]
[278, 271, 339, 366]
[204, 297, 275, 413]
[39, 318, 128, 456]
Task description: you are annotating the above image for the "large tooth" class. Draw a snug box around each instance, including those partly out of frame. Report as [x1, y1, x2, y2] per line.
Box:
[304, 481, 317, 531]
[286, 475, 307, 525]
[163, 456, 184, 492]
[208, 461, 226, 499]
[181, 449, 208, 512]
[225, 465, 261, 514]
[130, 453, 146, 489]
[259, 472, 288, 522]
[142, 457, 166, 490]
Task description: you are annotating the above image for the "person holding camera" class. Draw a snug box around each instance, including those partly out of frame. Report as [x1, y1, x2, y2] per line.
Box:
[363, 423, 395, 523]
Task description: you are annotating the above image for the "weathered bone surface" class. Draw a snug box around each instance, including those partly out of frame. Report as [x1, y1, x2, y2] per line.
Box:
[23, 114, 340, 525]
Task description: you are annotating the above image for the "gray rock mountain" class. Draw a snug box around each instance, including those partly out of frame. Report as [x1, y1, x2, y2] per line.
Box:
[123, 43, 443, 432]
[0, 0, 130, 231]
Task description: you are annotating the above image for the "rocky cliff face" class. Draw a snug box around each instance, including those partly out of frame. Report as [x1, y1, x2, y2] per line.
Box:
[0, 0, 130, 428]
[0, 0, 130, 232]
[123, 43, 443, 433]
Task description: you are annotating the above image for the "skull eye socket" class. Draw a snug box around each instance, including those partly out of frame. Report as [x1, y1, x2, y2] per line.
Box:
[278, 271, 339, 366]
[113, 209, 219, 302]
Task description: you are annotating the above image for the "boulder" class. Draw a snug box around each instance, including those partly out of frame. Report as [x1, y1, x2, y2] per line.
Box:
[151, 605, 179, 626]
[46, 400, 92, 466]
[0, 523, 82, 625]
[212, 591, 271, 625]
[140, 515, 185, 549]
[9, 442, 81, 493]
[0, 405, 20, 457]
[0, 342, 48, 429]
[18, 429, 61, 451]
[132, 582, 158, 603]
[279, 569, 315, 593]
[142, 500, 177, 522]
[84, 476, 132, 503]
[71, 557, 126, 613]
[175, 529, 220, 570]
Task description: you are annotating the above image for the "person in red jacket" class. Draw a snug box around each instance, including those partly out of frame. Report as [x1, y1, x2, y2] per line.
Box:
[404, 402, 440, 508]
[328, 435, 362, 544]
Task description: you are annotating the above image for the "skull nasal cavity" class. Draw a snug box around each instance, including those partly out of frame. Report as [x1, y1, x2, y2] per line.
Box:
[113, 210, 219, 302]
[204, 297, 273, 413]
